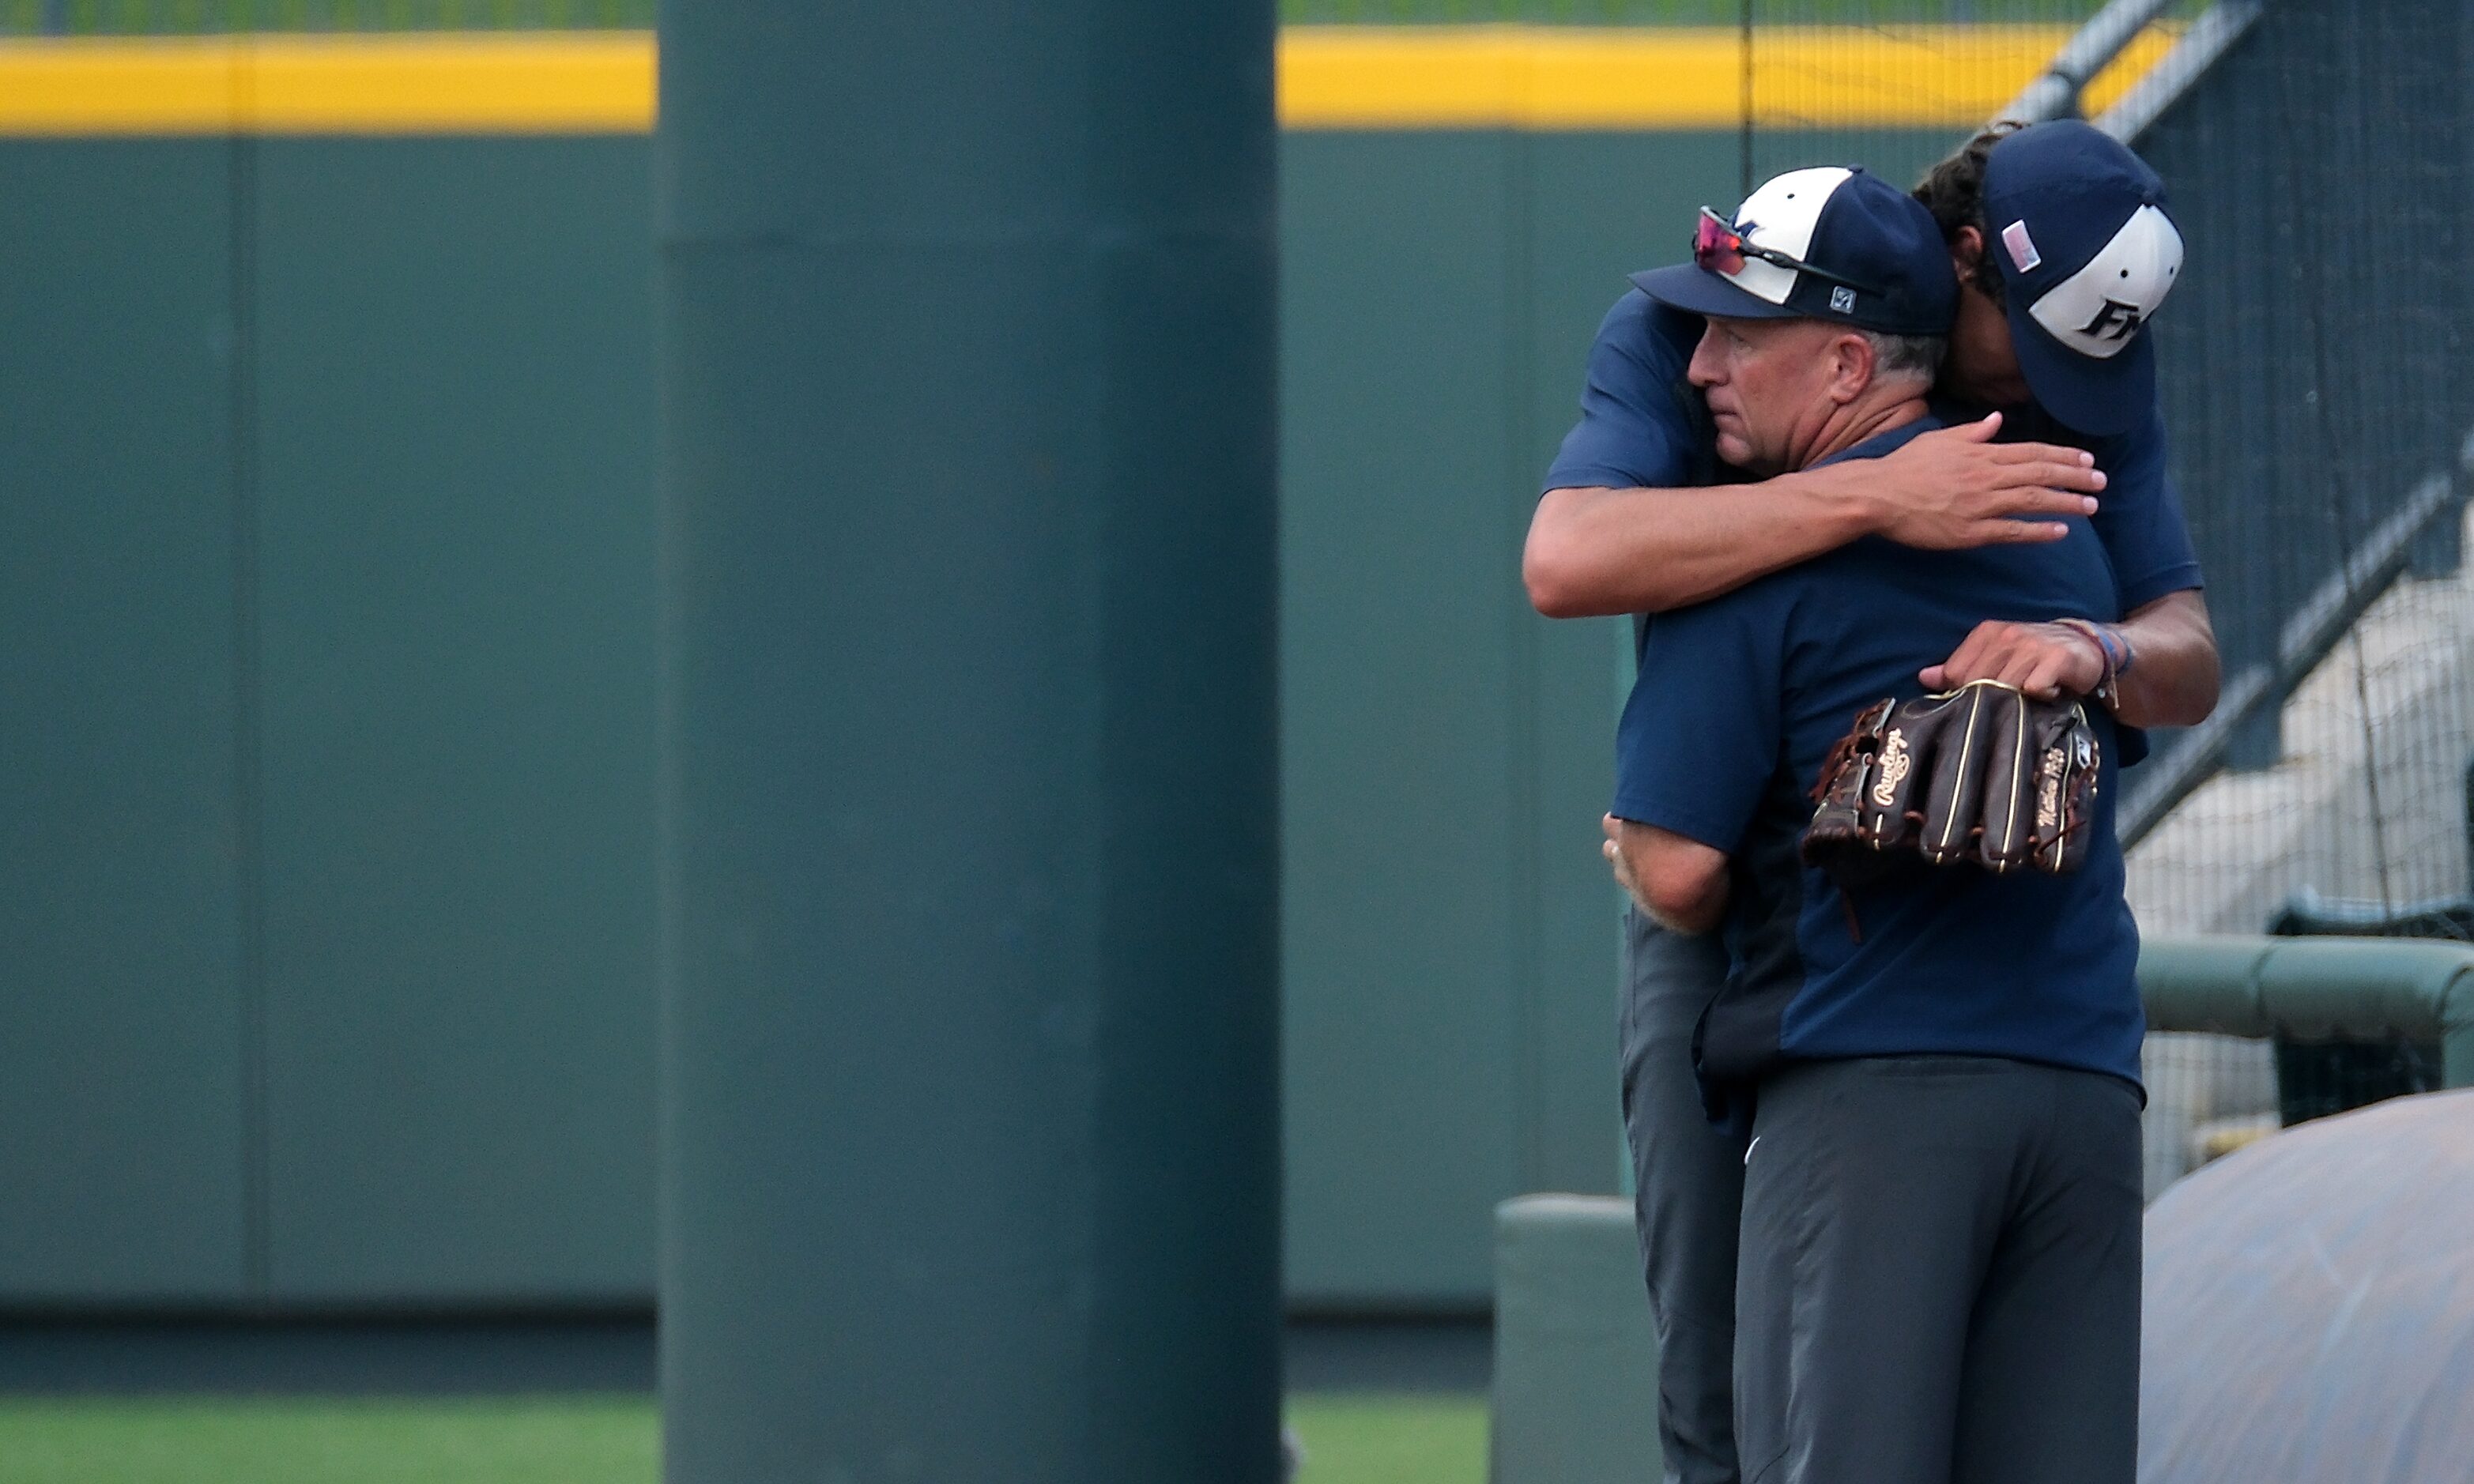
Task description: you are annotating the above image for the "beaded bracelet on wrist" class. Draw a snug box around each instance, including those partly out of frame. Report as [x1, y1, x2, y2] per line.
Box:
[2053, 617, 2123, 706]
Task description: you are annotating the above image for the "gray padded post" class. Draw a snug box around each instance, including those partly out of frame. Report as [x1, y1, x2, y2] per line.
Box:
[1490, 1195, 1665, 1484]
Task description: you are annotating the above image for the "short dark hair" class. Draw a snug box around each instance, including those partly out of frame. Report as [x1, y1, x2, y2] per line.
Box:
[1912, 121, 2024, 307]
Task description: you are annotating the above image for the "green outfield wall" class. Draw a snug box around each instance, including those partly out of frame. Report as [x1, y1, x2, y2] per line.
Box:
[0, 123, 1948, 1312]
[0, 137, 661, 1307]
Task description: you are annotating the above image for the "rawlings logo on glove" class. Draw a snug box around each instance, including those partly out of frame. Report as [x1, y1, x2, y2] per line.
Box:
[1871, 729, 1910, 808]
[1802, 680, 2100, 899]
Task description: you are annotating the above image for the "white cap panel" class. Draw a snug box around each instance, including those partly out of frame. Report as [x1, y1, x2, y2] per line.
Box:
[1721, 166, 1854, 307]
[2023, 204, 2185, 361]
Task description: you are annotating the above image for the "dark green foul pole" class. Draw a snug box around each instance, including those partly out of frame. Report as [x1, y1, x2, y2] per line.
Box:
[654, 5, 1279, 1482]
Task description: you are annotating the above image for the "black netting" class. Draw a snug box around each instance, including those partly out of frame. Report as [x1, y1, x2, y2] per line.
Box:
[2127, 1, 2474, 938]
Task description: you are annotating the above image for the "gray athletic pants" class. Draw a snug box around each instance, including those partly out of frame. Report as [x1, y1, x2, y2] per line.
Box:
[1617, 908, 1746, 1484]
[1735, 1056, 2144, 1484]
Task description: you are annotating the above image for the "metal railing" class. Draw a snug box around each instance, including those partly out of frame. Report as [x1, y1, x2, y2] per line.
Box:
[2093, 0, 2261, 139]
[1999, 0, 2189, 122]
[2120, 450, 2469, 844]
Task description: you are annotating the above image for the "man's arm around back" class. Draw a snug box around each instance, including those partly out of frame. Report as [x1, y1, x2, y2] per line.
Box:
[1525, 412, 2103, 616]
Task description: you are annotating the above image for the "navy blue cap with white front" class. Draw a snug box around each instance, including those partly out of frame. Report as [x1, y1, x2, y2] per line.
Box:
[1983, 120, 2185, 436]
[1629, 166, 1959, 337]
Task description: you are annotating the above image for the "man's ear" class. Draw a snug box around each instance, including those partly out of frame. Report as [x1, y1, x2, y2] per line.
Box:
[1951, 224, 1985, 278]
[1826, 331, 1876, 405]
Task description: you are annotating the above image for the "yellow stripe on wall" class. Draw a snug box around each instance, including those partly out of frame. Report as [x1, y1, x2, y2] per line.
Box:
[0, 26, 2175, 137]
[0, 33, 653, 135]
[1279, 25, 2179, 129]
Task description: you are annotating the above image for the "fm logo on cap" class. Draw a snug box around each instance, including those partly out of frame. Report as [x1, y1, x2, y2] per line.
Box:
[2080, 299, 2146, 341]
[2025, 204, 2183, 361]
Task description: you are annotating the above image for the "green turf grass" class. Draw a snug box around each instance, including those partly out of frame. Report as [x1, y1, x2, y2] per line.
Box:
[0, 1399, 658, 1484]
[1286, 1393, 1488, 1484]
[0, 1394, 1484, 1484]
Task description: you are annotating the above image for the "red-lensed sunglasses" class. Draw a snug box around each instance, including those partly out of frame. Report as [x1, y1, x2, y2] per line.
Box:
[1693, 207, 1880, 298]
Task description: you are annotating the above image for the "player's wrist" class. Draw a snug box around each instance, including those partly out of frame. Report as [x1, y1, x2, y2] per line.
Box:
[1797, 459, 1893, 540]
[2052, 618, 2125, 706]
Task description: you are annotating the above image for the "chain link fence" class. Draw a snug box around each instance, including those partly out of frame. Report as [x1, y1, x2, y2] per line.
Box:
[2114, 0, 2474, 1194]
[1739, 0, 2201, 190]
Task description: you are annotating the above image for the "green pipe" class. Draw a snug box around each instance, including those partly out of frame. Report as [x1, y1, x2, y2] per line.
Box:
[2140, 935, 2474, 1089]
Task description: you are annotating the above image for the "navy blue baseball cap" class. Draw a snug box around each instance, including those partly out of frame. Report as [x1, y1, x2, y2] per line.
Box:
[1982, 121, 2185, 436]
[1630, 166, 1958, 337]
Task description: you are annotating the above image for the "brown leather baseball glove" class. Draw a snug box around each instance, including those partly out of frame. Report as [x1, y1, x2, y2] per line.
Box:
[1801, 679, 2100, 893]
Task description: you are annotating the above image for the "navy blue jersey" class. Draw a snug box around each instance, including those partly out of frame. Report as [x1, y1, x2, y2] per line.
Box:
[1608, 413, 2144, 1103]
[1961, 396, 2204, 612]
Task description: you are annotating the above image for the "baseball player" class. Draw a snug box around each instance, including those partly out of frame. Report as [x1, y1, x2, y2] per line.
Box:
[1608, 164, 2145, 1484]
[1529, 122, 2216, 1484]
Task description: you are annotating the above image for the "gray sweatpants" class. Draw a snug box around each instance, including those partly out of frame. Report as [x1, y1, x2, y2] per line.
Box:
[1617, 908, 1746, 1484]
[1735, 1056, 2144, 1484]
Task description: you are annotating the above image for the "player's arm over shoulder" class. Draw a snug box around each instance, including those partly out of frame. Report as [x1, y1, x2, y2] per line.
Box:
[1529, 412, 2108, 617]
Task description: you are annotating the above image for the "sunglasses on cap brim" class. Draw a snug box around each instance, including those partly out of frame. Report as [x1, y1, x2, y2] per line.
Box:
[1693, 207, 1881, 299]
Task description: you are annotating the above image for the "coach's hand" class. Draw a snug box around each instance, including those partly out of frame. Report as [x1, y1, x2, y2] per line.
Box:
[1870, 412, 2105, 550]
[1923, 619, 2108, 700]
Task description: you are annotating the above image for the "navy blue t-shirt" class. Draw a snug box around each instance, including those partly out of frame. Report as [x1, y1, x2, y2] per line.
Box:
[1956, 396, 2203, 612]
[1541, 288, 2205, 614]
[1608, 412, 2145, 1097]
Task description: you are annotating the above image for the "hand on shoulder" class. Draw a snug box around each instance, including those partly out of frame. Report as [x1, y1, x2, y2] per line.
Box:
[1866, 413, 2106, 551]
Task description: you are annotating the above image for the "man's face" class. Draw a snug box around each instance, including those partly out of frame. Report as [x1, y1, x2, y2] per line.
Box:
[1941, 228, 2032, 407]
[1686, 315, 1850, 476]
